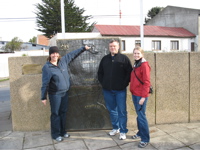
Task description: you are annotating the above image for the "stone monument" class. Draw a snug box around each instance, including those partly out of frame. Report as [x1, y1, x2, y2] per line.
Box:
[57, 38, 120, 130]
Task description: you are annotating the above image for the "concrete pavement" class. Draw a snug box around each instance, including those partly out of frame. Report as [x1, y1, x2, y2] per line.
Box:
[0, 80, 200, 149]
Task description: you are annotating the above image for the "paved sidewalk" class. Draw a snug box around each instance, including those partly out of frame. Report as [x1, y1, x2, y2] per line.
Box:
[0, 100, 200, 150]
[0, 80, 200, 150]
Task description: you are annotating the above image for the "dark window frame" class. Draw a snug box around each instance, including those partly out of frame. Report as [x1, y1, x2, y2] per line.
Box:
[170, 40, 179, 50]
[135, 40, 141, 47]
[152, 40, 161, 50]
[121, 40, 126, 51]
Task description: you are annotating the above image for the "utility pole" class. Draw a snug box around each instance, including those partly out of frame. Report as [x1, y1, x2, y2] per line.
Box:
[140, 0, 144, 49]
[61, 0, 65, 39]
[119, 0, 122, 25]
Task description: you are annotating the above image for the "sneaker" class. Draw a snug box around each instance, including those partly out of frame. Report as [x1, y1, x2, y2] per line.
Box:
[119, 133, 126, 140]
[132, 134, 140, 139]
[109, 129, 120, 136]
[55, 136, 63, 142]
[63, 133, 70, 138]
[138, 141, 148, 148]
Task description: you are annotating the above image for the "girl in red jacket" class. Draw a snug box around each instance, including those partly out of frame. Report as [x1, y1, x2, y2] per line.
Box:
[130, 46, 151, 148]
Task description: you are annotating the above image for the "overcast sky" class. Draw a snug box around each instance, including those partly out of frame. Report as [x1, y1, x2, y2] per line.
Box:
[0, 0, 199, 42]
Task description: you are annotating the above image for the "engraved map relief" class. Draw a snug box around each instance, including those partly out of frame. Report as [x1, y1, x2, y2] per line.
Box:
[57, 38, 120, 130]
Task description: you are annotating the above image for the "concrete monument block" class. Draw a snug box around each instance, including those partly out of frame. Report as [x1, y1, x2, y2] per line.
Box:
[9, 56, 50, 131]
[9, 40, 199, 131]
[189, 52, 200, 122]
[145, 53, 156, 125]
[156, 53, 189, 124]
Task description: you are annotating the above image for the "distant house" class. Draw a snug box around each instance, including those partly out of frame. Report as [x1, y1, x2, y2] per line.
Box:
[92, 24, 196, 53]
[0, 34, 50, 52]
[48, 24, 196, 53]
[0, 41, 8, 52]
[0, 40, 49, 52]
[21, 42, 49, 51]
[146, 6, 200, 51]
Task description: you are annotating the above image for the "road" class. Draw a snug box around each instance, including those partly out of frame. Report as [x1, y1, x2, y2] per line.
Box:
[0, 80, 10, 102]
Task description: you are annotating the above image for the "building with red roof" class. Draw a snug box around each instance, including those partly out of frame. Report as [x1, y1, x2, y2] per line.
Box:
[92, 24, 196, 53]
[146, 6, 200, 52]
[49, 24, 196, 53]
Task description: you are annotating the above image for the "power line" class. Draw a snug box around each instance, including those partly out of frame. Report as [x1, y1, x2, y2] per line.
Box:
[0, 17, 36, 22]
[0, 13, 197, 22]
[0, 17, 35, 19]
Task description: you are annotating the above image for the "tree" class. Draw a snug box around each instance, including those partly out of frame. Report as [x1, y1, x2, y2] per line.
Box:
[35, 0, 96, 38]
[5, 37, 23, 52]
[29, 36, 37, 44]
[145, 6, 163, 24]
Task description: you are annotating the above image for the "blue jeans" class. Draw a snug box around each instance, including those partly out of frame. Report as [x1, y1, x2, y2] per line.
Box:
[132, 95, 150, 143]
[103, 89, 128, 133]
[49, 92, 68, 139]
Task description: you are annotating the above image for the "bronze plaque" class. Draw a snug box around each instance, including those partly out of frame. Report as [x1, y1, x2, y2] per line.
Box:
[22, 64, 42, 75]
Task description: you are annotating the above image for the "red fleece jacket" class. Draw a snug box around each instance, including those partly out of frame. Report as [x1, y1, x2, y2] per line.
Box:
[130, 61, 151, 98]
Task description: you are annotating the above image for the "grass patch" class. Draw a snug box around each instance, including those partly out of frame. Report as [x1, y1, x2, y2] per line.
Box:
[0, 78, 9, 82]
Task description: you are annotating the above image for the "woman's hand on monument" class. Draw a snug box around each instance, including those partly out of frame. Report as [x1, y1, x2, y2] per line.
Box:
[85, 45, 91, 50]
[42, 100, 47, 106]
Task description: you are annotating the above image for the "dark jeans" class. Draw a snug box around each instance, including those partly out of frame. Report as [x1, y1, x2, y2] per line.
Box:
[103, 89, 128, 133]
[49, 92, 68, 139]
[132, 95, 150, 143]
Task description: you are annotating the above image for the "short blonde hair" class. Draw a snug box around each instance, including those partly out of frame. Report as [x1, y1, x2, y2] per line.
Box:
[133, 46, 144, 55]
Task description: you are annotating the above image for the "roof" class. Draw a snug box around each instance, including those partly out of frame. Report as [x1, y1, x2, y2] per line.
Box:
[93, 25, 196, 38]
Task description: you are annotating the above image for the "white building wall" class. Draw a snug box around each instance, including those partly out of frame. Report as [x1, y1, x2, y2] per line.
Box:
[194, 36, 198, 51]
[49, 32, 195, 53]
[120, 37, 135, 54]
[181, 39, 189, 52]
[49, 33, 102, 46]
[0, 50, 48, 78]
[121, 37, 195, 53]
[49, 34, 58, 46]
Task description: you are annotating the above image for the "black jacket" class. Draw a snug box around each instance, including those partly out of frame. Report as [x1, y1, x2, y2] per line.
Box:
[98, 53, 132, 90]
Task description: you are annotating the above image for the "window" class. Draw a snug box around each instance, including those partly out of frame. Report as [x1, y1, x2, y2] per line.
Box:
[170, 41, 179, 50]
[152, 41, 161, 50]
[135, 40, 141, 47]
[191, 42, 195, 52]
[121, 40, 126, 51]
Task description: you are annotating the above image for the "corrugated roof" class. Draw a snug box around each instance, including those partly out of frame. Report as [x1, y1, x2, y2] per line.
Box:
[93, 25, 195, 37]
